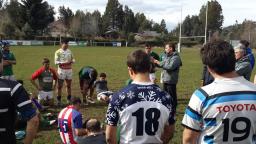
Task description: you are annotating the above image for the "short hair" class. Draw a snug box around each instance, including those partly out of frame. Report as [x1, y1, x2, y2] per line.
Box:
[17, 80, 24, 85]
[99, 72, 106, 78]
[61, 39, 69, 44]
[240, 40, 249, 47]
[127, 49, 151, 73]
[145, 42, 152, 48]
[42, 58, 50, 64]
[166, 42, 176, 51]
[71, 97, 81, 105]
[86, 119, 101, 132]
[200, 40, 235, 74]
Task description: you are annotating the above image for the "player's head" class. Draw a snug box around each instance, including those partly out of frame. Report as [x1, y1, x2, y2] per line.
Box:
[234, 43, 246, 60]
[61, 39, 69, 50]
[71, 97, 82, 110]
[99, 72, 106, 80]
[127, 49, 151, 77]
[240, 40, 249, 48]
[2, 41, 10, 51]
[42, 58, 50, 69]
[85, 118, 101, 133]
[200, 40, 235, 75]
[165, 42, 176, 54]
[145, 43, 152, 54]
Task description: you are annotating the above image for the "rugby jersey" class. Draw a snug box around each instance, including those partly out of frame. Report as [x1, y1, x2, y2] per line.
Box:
[0, 78, 36, 143]
[182, 76, 256, 144]
[58, 105, 83, 144]
[106, 81, 175, 144]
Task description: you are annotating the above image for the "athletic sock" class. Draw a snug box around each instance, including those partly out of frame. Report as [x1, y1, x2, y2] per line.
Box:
[67, 95, 71, 101]
[57, 96, 61, 101]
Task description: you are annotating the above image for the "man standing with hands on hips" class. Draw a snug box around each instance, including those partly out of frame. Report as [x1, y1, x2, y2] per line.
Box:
[55, 39, 75, 105]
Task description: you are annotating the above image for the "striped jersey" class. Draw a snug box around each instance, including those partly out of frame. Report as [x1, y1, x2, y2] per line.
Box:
[58, 106, 83, 144]
[0, 78, 36, 144]
[106, 81, 175, 144]
[182, 76, 256, 144]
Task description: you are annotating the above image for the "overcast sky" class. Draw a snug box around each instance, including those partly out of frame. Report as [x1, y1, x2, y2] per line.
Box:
[47, 0, 256, 31]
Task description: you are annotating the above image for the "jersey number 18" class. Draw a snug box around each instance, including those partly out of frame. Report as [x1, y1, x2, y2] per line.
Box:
[132, 108, 161, 136]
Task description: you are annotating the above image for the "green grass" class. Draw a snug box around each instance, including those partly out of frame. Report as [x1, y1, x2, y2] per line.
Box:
[12, 45, 255, 144]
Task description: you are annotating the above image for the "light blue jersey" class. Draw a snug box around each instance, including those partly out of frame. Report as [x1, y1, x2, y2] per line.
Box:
[182, 76, 256, 144]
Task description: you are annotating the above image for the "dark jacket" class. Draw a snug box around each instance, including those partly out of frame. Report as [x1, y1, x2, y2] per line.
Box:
[235, 56, 252, 81]
[159, 52, 182, 84]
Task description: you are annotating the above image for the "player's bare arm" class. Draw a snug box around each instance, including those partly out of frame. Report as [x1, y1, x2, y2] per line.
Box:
[183, 127, 200, 144]
[106, 125, 117, 144]
[161, 124, 175, 144]
[23, 114, 39, 144]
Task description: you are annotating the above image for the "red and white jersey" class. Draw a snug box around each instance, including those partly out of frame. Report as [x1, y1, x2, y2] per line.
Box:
[58, 106, 82, 144]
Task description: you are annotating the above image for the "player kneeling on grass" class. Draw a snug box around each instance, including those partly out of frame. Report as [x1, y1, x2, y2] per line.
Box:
[94, 72, 113, 103]
[106, 49, 175, 144]
[79, 66, 98, 105]
[31, 58, 58, 106]
[58, 97, 87, 144]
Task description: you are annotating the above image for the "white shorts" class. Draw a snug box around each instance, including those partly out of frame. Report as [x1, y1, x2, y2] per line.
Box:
[1, 75, 15, 81]
[38, 91, 53, 100]
[58, 68, 72, 80]
[97, 91, 114, 101]
[149, 73, 156, 83]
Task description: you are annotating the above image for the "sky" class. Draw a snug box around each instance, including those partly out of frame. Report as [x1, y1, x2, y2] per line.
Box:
[46, 0, 256, 31]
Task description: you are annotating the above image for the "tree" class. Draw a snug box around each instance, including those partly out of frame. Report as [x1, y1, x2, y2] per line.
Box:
[160, 19, 168, 34]
[0, 0, 4, 8]
[58, 6, 73, 33]
[102, 0, 124, 32]
[182, 15, 192, 36]
[135, 13, 152, 32]
[92, 10, 103, 35]
[20, 0, 55, 35]
[152, 23, 161, 33]
[199, 0, 224, 33]
[122, 5, 135, 37]
[6, 0, 24, 30]
[190, 15, 203, 36]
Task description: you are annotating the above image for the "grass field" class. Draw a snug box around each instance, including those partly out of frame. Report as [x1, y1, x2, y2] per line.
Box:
[12, 45, 255, 144]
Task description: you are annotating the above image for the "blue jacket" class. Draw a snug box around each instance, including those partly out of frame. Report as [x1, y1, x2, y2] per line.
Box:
[246, 47, 255, 69]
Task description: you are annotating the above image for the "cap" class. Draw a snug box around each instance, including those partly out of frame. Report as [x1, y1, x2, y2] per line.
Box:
[234, 43, 245, 52]
[2, 41, 10, 48]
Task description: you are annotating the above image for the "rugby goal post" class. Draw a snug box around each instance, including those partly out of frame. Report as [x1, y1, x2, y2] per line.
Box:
[177, 2, 208, 52]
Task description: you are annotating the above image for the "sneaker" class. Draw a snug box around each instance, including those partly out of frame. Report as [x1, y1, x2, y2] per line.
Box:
[87, 98, 95, 104]
[67, 95, 72, 104]
[49, 120, 56, 125]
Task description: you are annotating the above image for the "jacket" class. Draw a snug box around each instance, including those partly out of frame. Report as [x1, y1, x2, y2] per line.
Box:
[235, 56, 252, 81]
[159, 51, 182, 84]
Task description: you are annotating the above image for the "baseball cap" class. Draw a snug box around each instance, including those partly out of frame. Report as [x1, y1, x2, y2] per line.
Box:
[234, 43, 245, 52]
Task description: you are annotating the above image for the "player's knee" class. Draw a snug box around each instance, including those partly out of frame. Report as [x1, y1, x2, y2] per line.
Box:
[66, 85, 71, 89]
